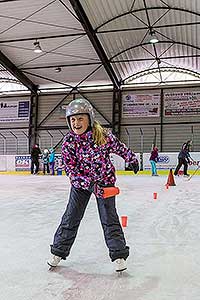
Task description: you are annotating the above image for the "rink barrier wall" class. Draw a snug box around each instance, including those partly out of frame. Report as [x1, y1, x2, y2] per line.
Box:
[1, 170, 200, 176]
[0, 152, 200, 172]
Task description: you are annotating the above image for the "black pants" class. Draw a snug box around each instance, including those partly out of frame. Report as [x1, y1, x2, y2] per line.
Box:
[174, 158, 188, 175]
[51, 186, 129, 262]
[43, 163, 50, 174]
[31, 159, 39, 174]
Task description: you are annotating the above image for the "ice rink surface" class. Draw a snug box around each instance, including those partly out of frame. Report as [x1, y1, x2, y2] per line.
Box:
[0, 173, 200, 300]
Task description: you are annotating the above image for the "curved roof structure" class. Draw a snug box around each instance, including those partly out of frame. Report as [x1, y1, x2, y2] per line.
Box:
[0, 0, 199, 92]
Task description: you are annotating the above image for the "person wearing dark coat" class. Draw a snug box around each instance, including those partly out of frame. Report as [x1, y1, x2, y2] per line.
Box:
[30, 144, 41, 174]
[174, 140, 192, 177]
[149, 146, 159, 176]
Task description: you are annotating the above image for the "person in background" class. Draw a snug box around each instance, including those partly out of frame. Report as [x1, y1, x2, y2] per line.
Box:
[47, 98, 139, 273]
[30, 144, 41, 175]
[42, 149, 50, 175]
[49, 147, 55, 175]
[174, 140, 193, 177]
[149, 146, 159, 176]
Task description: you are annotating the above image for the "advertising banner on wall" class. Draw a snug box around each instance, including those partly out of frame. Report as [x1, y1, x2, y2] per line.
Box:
[0, 100, 30, 122]
[122, 93, 160, 117]
[10, 152, 200, 172]
[15, 154, 64, 172]
[164, 91, 200, 116]
[15, 155, 31, 171]
[143, 152, 200, 170]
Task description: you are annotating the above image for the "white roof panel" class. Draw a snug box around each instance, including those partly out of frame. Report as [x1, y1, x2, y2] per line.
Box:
[0, 0, 200, 91]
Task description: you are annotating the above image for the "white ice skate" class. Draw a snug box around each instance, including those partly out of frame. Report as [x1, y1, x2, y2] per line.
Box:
[115, 258, 127, 273]
[47, 255, 61, 268]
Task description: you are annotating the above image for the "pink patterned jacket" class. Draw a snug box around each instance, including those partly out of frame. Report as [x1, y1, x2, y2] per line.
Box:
[62, 130, 137, 197]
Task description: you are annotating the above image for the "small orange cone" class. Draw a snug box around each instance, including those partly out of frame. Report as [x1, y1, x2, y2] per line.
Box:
[153, 192, 158, 200]
[121, 216, 128, 227]
[166, 169, 176, 186]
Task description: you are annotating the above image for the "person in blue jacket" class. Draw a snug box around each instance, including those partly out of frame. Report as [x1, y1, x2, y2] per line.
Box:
[49, 147, 55, 175]
[174, 140, 192, 177]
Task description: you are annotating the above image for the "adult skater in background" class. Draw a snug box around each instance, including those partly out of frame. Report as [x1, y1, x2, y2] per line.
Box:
[174, 140, 192, 177]
[30, 144, 41, 175]
[47, 98, 139, 273]
[149, 146, 159, 176]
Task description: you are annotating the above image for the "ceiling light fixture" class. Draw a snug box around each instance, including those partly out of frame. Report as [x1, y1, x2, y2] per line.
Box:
[157, 58, 161, 65]
[33, 40, 42, 53]
[149, 30, 159, 44]
[55, 67, 62, 73]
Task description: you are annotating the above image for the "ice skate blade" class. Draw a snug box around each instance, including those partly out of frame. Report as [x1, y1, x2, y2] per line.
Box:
[47, 262, 58, 271]
[116, 267, 127, 273]
[116, 269, 127, 276]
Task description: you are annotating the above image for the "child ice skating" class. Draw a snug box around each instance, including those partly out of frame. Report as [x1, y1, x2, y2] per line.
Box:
[47, 98, 139, 272]
[42, 149, 50, 175]
[49, 147, 55, 175]
[149, 146, 159, 176]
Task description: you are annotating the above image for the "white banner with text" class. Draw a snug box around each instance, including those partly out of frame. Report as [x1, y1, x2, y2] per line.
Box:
[122, 93, 160, 117]
[0, 100, 30, 122]
[164, 91, 200, 116]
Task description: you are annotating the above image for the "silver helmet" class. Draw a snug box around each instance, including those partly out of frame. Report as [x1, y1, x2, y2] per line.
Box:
[66, 98, 95, 128]
[43, 148, 49, 154]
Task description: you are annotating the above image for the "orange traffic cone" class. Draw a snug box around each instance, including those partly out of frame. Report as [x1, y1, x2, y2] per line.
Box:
[166, 169, 176, 186]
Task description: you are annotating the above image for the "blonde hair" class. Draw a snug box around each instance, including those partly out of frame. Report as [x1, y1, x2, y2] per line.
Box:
[92, 120, 108, 146]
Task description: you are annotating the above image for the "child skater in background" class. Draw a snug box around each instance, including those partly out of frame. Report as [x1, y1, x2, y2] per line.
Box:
[149, 146, 159, 176]
[49, 147, 55, 175]
[42, 149, 50, 175]
[47, 98, 139, 273]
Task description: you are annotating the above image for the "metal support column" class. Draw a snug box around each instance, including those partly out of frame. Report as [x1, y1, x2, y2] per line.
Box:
[10, 131, 18, 154]
[0, 133, 6, 154]
[47, 130, 53, 148]
[112, 89, 122, 138]
[29, 93, 39, 150]
[139, 128, 144, 171]
[22, 131, 29, 153]
[160, 88, 164, 151]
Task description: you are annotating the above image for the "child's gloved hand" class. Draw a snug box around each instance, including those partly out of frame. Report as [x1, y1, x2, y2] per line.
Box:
[130, 158, 139, 174]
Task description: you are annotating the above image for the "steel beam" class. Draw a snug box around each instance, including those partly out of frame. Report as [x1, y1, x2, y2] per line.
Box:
[69, 0, 120, 89]
[0, 32, 86, 44]
[21, 61, 101, 70]
[112, 89, 122, 138]
[0, 50, 37, 94]
[95, 6, 200, 32]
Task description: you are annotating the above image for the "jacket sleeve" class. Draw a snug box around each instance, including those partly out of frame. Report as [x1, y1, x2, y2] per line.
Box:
[61, 135, 78, 177]
[107, 132, 137, 162]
